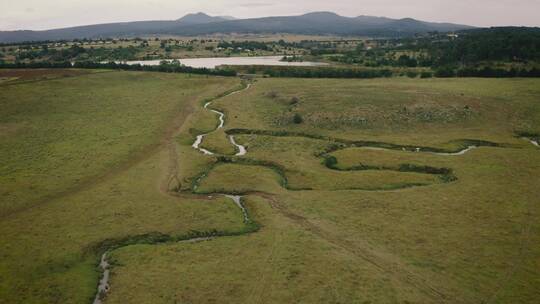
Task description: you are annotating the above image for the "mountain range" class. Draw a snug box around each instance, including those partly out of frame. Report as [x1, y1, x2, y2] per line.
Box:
[0, 12, 475, 43]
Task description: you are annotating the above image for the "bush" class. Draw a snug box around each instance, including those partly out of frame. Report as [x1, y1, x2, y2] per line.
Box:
[293, 113, 303, 124]
[406, 71, 419, 78]
[324, 156, 338, 168]
[420, 71, 433, 78]
[435, 67, 456, 78]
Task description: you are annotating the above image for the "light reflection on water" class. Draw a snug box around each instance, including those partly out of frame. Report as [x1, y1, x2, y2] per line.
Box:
[122, 56, 327, 69]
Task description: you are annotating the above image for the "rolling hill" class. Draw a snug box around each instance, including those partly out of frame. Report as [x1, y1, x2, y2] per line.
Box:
[0, 12, 474, 43]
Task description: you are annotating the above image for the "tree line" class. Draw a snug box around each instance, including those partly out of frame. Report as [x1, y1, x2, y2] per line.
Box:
[0, 61, 237, 77]
[3, 61, 540, 79]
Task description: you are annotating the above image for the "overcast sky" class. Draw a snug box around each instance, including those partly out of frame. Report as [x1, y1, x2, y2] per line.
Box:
[2, 0, 540, 31]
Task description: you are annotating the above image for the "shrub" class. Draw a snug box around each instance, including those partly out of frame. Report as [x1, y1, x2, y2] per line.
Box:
[267, 91, 278, 99]
[406, 71, 419, 78]
[323, 156, 338, 168]
[420, 71, 433, 78]
[435, 67, 456, 78]
[293, 113, 303, 124]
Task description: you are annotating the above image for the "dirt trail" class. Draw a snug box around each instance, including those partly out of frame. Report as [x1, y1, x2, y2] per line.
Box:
[257, 193, 459, 303]
[0, 69, 113, 87]
[2, 88, 202, 220]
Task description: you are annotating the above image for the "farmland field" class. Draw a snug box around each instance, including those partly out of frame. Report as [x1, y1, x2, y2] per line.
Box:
[1, 71, 539, 303]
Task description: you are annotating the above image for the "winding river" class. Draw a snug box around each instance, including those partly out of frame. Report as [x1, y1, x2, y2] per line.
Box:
[192, 83, 251, 156]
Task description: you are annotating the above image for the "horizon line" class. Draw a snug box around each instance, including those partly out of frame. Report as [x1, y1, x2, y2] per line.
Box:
[0, 11, 503, 32]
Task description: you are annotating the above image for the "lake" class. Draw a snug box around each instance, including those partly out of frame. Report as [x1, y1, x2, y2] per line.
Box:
[122, 56, 328, 69]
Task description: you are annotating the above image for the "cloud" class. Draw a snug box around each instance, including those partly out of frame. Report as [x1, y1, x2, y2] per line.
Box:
[239, 2, 274, 8]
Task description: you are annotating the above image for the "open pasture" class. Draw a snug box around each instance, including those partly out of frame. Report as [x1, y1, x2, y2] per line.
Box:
[1, 73, 539, 303]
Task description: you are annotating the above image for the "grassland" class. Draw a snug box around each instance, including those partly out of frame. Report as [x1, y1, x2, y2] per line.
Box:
[106, 77, 540, 304]
[0, 70, 243, 303]
[1, 72, 539, 303]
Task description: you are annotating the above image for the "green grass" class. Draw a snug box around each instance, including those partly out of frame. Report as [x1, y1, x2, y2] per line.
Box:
[105, 196, 434, 304]
[0, 70, 236, 215]
[200, 129, 238, 155]
[214, 78, 540, 145]
[196, 163, 284, 194]
[0, 70, 243, 303]
[107, 77, 540, 303]
[2, 74, 540, 304]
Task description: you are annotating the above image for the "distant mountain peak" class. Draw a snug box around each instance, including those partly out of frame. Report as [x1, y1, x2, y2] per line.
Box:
[301, 11, 342, 18]
[0, 11, 475, 43]
[177, 12, 227, 24]
[303, 11, 340, 16]
[185, 12, 209, 17]
[398, 17, 421, 23]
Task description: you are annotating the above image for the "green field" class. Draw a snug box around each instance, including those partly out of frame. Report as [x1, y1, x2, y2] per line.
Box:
[1, 71, 539, 303]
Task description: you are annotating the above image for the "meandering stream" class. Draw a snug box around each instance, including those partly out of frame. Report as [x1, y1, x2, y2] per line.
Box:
[229, 136, 247, 156]
[361, 145, 478, 156]
[225, 195, 250, 223]
[192, 83, 251, 156]
[93, 253, 110, 304]
[427, 146, 477, 155]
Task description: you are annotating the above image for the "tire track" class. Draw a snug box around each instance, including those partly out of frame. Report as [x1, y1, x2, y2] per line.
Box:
[258, 193, 459, 303]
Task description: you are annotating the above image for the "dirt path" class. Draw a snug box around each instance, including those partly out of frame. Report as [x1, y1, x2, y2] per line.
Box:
[1, 83, 227, 221]
[255, 193, 460, 303]
[0, 69, 115, 87]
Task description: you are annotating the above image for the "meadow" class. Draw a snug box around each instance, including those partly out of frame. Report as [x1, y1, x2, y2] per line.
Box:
[1, 71, 539, 303]
[0, 70, 243, 303]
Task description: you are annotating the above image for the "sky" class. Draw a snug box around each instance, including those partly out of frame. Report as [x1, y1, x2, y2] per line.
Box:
[1, 0, 540, 31]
